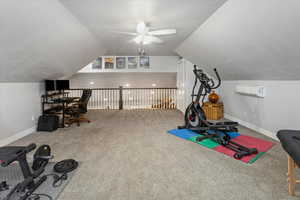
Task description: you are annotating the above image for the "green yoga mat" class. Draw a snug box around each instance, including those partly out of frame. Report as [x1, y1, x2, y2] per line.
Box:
[188, 136, 219, 149]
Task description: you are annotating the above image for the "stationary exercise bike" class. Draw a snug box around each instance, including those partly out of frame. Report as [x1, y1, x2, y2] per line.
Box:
[0, 144, 48, 200]
[178, 65, 258, 159]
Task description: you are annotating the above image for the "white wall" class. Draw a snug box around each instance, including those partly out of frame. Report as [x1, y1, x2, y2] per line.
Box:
[70, 72, 176, 88]
[221, 81, 300, 139]
[78, 56, 178, 73]
[0, 83, 43, 146]
[177, 59, 195, 113]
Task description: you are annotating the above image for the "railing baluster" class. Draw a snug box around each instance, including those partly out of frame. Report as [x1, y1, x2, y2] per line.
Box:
[144, 89, 146, 109]
[124, 89, 127, 110]
[101, 89, 103, 109]
[114, 89, 116, 109]
[148, 90, 151, 109]
[111, 89, 113, 109]
[106, 89, 108, 109]
[174, 89, 176, 109]
[92, 89, 95, 109]
[116, 89, 118, 109]
[140, 89, 142, 109]
[91, 89, 94, 109]
[67, 88, 177, 110]
[109, 89, 111, 109]
[137, 89, 140, 109]
[136, 89, 138, 109]
[96, 89, 99, 109]
[170, 89, 172, 109]
[130, 89, 132, 109]
[163, 89, 166, 109]
[167, 89, 171, 109]
[170, 89, 173, 109]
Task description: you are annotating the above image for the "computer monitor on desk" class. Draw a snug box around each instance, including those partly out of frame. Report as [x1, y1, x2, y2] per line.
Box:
[56, 80, 70, 91]
[45, 80, 56, 92]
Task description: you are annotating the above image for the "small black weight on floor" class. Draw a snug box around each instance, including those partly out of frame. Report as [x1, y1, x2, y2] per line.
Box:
[54, 159, 78, 174]
[32, 145, 52, 171]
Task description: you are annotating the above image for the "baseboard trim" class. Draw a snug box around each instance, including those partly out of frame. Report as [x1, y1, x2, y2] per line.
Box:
[224, 113, 278, 141]
[0, 126, 36, 147]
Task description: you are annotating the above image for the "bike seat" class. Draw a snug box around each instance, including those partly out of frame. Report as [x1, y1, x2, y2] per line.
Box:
[0, 146, 26, 157]
[0, 144, 36, 167]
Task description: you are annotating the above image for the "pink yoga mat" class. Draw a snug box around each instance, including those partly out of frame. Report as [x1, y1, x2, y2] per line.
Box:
[214, 135, 274, 163]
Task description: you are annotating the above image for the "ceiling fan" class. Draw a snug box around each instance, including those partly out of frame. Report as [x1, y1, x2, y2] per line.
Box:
[115, 22, 177, 45]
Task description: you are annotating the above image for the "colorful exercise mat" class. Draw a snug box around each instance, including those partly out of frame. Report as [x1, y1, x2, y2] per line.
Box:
[167, 129, 274, 164]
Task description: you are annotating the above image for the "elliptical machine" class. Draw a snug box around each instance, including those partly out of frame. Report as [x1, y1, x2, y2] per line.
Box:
[178, 65, 258, 159]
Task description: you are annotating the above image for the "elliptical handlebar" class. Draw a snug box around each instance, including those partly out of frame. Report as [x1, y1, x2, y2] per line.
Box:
[211, 68, 221, 89]
[193, 65, 221, 90]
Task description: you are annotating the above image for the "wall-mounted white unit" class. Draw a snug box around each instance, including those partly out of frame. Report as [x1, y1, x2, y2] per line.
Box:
[235, 85, 266, 98]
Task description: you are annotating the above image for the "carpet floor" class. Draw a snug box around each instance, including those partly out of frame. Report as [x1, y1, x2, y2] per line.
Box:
[10, 110, 300, 200]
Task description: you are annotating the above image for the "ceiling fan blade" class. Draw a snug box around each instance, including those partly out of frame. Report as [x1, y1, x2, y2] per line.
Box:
[144, 36, 163, 44]
[132, 35, 143, 44]
[148, 29, 177, 36]
[111, 31, 137, 36]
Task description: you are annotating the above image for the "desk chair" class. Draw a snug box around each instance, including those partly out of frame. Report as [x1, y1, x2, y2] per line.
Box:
[66, 89, 92, 126]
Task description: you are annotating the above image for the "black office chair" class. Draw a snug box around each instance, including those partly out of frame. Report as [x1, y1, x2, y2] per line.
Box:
[66, 89, 92, 126]
[0, 144, 47, 199]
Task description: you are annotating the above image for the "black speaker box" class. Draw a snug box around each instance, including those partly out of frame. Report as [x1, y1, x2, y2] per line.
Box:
[37, 115, 59, 132]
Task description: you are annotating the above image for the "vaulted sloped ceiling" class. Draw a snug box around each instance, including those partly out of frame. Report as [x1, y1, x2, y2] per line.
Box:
[59, 0, 226, 56]
[0, 0, 226, 81]
[0, 0, 106, 82]
[176, 0, 300, 80]
[4, 0, 299, 81]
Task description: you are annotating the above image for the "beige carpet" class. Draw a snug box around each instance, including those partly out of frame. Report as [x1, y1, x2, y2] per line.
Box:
[10, 110, 300, 200]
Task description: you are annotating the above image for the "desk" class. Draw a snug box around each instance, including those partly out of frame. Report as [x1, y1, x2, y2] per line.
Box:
[42, 93, 78, 128]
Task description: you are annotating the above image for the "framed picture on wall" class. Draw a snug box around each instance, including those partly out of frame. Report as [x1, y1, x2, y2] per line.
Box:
[92, 57, 102, 69]
[104, 57, 114, 69]
[116, 57, 126, 69]
[139, 56, 150, 68]
[127, 56, 138, 69]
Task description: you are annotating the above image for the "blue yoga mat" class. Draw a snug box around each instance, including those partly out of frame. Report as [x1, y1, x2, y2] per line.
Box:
[168, 129, 240, 140]
[168, 129, 198, 139]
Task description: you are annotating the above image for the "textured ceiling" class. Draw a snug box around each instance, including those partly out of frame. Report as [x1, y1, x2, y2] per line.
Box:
[0, 0, 106, 82]
[176, 0, 300, 80]
[59, 0, 226, 56]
